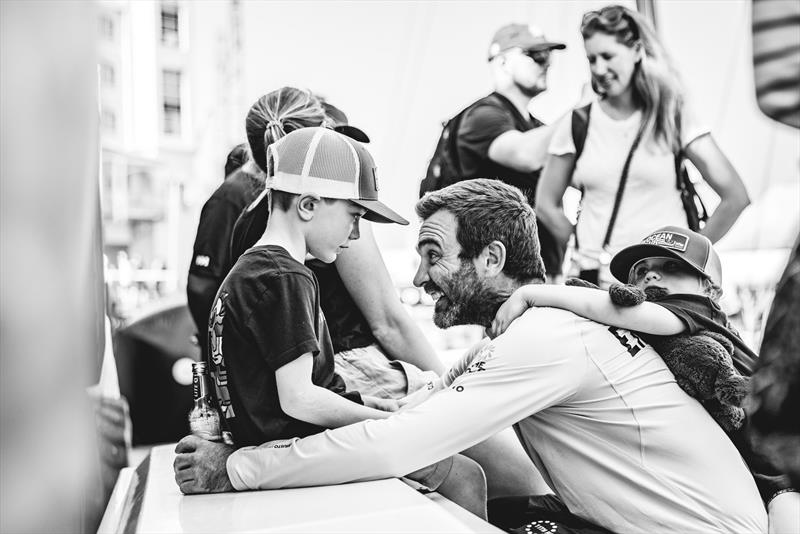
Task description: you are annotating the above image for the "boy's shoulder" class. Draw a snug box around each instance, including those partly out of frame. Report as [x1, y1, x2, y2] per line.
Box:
[226, 246, 316, 292]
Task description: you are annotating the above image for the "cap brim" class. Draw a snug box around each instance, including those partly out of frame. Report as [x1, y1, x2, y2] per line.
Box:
[334, 125, 370, 143]
[350, 199, 408, 225]
[610, 244, 705, 283]
[526, 41, 566, 52]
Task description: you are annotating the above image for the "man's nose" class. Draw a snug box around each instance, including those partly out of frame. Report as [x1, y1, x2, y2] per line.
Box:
[412, 260, 429, 288]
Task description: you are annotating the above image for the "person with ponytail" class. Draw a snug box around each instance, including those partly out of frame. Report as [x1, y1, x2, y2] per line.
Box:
[187, 87, 327, 344]
[535, 5, 750, 286]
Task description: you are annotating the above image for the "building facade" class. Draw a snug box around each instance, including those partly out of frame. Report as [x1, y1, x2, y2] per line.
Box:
[96, 0, 243, 316]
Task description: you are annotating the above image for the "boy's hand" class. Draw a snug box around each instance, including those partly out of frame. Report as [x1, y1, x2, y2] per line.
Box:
[489, 288, 533, 338]
[362, 395, 399, 412]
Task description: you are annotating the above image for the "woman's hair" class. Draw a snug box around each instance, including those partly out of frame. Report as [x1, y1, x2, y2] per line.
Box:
[581, 5, 684, 151]
[244, 87, 327, 173]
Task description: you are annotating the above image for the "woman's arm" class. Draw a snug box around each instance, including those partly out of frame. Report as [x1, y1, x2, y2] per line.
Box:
[275, 353, 392, 428]
[684, 134, 750, 243]
[534, 154, 577, 248]
[335, 223, 444, 374]
[491, 284, 686, 336]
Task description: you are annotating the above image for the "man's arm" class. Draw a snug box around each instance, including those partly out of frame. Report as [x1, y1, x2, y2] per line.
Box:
[227, 316, 584, 490]
[275, 353, 393, 427]
[487, 126, 555, 173]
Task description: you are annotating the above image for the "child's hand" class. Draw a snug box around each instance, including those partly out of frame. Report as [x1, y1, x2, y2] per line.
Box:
[489, 287, 534, 338]
[362, 395, 399, 412]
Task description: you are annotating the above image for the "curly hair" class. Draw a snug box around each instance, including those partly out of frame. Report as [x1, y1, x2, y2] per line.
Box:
[415, 179, 545, 283]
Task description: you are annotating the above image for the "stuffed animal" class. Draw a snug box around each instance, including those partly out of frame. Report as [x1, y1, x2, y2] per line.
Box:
[566, 278, 750, 433]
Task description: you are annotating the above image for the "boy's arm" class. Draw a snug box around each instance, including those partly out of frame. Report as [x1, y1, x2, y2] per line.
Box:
[492, 284, 686, 336]
[275, 353, 392, 428]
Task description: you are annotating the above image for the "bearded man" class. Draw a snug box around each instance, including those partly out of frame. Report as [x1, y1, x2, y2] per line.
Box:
[174, 180, 766, 533]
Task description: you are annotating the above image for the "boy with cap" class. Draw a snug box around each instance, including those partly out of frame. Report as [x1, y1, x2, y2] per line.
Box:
[207, 127, 408, 448]
[491, 225, 797, 524]
[202, 127, 487, 515]
[491, 226, 755, 373]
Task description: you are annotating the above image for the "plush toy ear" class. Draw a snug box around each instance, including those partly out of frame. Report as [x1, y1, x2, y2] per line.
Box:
[608, 283, 645, 307]
[565, 277, 599, 289]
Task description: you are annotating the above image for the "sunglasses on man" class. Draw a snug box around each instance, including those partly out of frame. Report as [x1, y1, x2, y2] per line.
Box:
[521, 48, 551, 65]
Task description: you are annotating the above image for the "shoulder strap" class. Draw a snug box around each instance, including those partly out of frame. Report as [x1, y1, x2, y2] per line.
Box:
[571, 103, 592, 161]
[603, 126, 644, 248]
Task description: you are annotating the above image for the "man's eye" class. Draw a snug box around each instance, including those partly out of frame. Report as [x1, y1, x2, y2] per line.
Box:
[427, 252, 439, 263]
[664, 261, 680, 272]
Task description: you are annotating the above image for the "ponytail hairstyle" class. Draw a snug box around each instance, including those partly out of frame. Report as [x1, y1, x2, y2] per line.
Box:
[581, 5, 684, 151]
[244, 87, 327, 173]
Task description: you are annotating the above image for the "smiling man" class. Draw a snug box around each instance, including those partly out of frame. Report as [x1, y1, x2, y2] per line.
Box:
[175, 179, 766, 533]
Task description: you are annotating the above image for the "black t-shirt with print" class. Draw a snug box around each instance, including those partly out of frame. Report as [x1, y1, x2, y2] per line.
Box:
[207, 245, 361, 447]
[456, 92, 563, 275]
[229, 194, 377, 352]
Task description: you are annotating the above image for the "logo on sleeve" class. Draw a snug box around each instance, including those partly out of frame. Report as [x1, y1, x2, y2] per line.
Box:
[194, 254, 211, 267]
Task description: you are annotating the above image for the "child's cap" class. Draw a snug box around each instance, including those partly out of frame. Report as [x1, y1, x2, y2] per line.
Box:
[610, 226, 722, 286]
[266, 127, 408, 225]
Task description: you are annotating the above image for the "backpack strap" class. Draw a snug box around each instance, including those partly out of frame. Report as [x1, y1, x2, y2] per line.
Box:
[571, 103, 592, 162]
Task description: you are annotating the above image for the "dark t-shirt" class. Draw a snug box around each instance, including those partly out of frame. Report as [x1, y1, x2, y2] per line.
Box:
[207, 245, 361, 447]
[648, 293, 793, 503]
[648, 293, 757, 375]
[456, 92, 564, 275]
[229, 193, 377, 352]
[187, 169, 261, 334]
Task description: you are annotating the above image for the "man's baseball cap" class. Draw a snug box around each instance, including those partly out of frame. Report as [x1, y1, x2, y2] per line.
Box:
[610, 226, 722, 286]
[266, 127, 408, 225]
[488, 23, 566, 60]
[322, 102, 370, 144]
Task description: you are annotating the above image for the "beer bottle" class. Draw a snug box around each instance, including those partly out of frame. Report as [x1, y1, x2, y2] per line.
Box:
[189, 361, 222, 442]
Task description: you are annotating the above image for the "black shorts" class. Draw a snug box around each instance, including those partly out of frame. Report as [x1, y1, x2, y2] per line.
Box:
[488, 494, 614, 534]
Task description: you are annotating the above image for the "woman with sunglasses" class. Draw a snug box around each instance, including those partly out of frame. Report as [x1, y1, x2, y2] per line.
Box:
[535, 5, 749, 287]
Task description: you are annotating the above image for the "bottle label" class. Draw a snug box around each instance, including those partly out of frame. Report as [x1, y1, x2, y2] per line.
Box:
[190, 415, 222, 441]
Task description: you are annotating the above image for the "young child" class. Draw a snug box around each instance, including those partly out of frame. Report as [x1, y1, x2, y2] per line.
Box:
[490, 225, 798, 530]
[207, 127, 487, 516]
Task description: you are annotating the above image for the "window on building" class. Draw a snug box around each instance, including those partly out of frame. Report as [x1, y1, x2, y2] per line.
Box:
[162, 70, 182, 136]
[98, 14, 115, 41]
[101, 109, 117, 134]
[99, 63, 115, 87]
[161, 4, 180, 47]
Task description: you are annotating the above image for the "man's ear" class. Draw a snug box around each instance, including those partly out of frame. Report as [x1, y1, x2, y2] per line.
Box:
[296, 193, 321, 222]
[477, 240, 507, 277]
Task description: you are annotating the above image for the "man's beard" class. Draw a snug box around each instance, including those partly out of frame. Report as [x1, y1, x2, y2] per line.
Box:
[514, 76, 546, 99]
[426, 261, 506, 329]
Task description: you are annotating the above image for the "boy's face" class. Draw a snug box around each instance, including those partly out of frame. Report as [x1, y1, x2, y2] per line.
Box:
[628, 257, 705, 296]
[307, 199, 365, 263]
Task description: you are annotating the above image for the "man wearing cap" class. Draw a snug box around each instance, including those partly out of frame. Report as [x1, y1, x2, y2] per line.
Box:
[175, 180, 766, 533]
[452, 23, 566, 277]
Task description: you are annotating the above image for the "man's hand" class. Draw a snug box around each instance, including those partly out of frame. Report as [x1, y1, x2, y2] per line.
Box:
[173, 435, 235, 494]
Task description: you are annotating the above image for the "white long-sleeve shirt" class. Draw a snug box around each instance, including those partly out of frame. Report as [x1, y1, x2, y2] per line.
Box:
[227, 308, 766, 534]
